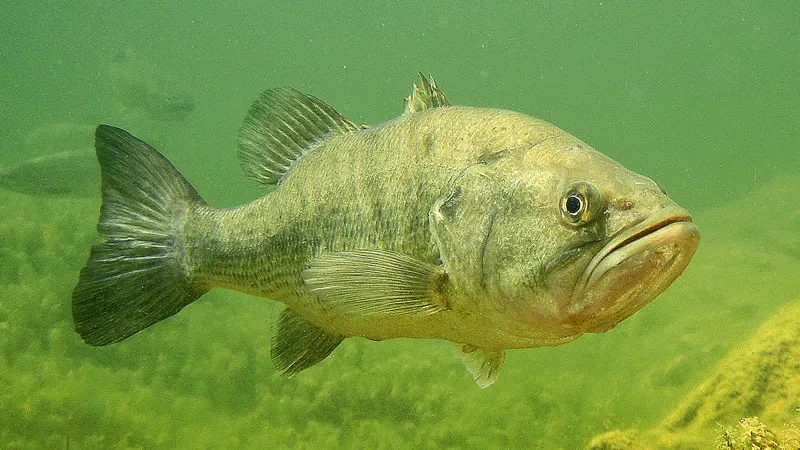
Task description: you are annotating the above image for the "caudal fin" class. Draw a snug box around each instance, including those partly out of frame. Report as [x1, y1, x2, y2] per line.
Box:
[72, 125, 208, 345]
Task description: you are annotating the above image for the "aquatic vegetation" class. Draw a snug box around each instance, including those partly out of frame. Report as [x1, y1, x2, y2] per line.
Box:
[715, 417, 795, 450]
[586, 429, 639, 450]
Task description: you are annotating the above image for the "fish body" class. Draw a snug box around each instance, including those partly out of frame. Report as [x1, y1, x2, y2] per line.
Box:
[73, 75, 699, 386]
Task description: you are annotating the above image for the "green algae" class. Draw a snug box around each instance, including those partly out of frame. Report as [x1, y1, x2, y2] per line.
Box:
[716, 417, 800, 450]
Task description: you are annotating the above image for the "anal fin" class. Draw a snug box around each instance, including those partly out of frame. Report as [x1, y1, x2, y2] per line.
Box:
[457, 345, 505, 388]
[271, 308, 344, 376]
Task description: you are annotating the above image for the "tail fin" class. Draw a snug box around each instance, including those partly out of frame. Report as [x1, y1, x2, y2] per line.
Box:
[72, 125, 209, 346]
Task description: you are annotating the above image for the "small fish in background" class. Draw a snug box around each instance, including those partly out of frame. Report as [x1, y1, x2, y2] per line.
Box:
[22, 122, 95, 158]
[0, 149, 98, 197]
[109, 49, 195, 122]
[72, 73, 700, 387]
[0, 123, 99, 198]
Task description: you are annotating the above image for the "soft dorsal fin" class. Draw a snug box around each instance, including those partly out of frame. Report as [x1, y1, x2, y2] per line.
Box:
[404, 72, 450, 115]
[238, 87, 366, 186]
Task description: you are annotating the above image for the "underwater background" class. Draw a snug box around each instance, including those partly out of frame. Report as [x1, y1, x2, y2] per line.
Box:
[1, 1, 798, 448]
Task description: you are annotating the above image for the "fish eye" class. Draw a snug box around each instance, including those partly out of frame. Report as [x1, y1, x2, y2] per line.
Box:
[565, 193, 584, 216]
[560, 182, 603, 226]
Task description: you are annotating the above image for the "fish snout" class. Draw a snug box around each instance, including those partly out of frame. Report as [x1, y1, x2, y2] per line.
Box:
[567, 208, 700, 333]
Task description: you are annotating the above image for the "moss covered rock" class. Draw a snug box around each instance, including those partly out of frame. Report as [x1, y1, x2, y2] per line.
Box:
[587, 300, 800, 449]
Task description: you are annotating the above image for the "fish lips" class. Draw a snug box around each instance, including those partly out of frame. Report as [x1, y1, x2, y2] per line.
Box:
[567, 208, 700, 333]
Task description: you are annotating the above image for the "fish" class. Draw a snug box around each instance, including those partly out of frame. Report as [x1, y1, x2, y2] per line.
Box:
[109, 49, 195, 122]
[72, 73, 700, 387]
[0, 123, 100, 198]
[0, 148, 99, 197]
[23, 122, 95, 157]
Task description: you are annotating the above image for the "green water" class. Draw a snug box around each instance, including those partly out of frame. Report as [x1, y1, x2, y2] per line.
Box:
[1, 2, 798, 448]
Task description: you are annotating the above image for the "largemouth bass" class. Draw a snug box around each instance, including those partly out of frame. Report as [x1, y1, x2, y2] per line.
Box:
[73, 74, 700, 387]
[0, 149, 98, 197]
[0, 123, 99, 198]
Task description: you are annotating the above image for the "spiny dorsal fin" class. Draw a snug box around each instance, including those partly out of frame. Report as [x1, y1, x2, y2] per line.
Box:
[238, 87, 366, 186]
[404, 72, 450, 115]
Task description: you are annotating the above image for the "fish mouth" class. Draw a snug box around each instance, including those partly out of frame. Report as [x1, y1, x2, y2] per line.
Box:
[569, 207, 700, 332]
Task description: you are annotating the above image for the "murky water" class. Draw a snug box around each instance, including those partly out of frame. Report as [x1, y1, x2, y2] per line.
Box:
[1, 2, 797, 448]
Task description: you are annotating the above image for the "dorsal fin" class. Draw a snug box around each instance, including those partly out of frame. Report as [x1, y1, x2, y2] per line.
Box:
[403, 72, 450, 115]
[238, 87, 366, 186]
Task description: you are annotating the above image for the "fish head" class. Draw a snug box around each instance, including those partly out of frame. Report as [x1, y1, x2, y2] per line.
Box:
[534, 146, 700, 336]
[431, 124, 699, 344]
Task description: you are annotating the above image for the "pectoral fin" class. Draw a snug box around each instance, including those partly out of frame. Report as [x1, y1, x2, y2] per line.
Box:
[302, 250, 449, 318]
[271, 308, 344, 376]
[457, 345, 505, 388]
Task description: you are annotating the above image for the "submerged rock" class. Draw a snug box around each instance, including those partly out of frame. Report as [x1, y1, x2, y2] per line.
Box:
[657, 301, 800, 445]
[586, 429, 640, 450]
[586, 300, 800, 449]
[716, 417, 800, 450]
